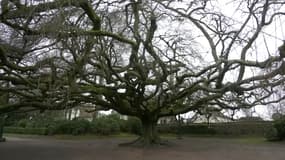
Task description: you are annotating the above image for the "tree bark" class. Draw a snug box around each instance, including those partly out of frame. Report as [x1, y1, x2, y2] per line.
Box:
[120, 115, 163, 147]
[140, 117, 159, 145]
[0, 115, 6, 142]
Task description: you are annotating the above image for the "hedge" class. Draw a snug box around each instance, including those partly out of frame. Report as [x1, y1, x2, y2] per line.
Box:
[4, 117, 274, 137]
[265, 115, 285, 141]
[47, 119, 91, 135]
[90, 117, 121, 135]
[273, 116, 285, 140]
[44, 116, 142, 136]
[211, 121, 272, 136]
[4, 127, 47, 135]
[158, 121, 273, 136]
[157, 124, 216, 135]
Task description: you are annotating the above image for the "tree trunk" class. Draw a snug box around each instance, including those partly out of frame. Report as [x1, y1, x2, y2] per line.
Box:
[119, 115, 172, 147]
[0, 115, 6, 142]
[120, 116, 163, 147]
[140, 117, 159, 145]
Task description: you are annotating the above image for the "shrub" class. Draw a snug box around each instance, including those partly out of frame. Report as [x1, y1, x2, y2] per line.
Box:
[158, 124, 215, 135]
[5, 113, 144, 136]
[47, 119, 91, 135]
[46, 115, 142, 136]
[264, 127, 280, 141]
[180, 124, 216, 135]
[47, 120, 71, 135]
[122, 117, 142, 135]
[4, 127, 47, 135]
[15, 118, 50, 128]
[70, 119, 91, 135]
[273, 116, 285, 140]
[212, 122, 272, 136]
[90, 116, 120, 135]
[264, 115, 285, 141]
[17, 119, 29, 128]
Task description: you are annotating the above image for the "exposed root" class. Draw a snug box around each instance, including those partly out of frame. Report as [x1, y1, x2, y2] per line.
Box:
[119, 137, 170, 147]
[119, 137, 142, 147]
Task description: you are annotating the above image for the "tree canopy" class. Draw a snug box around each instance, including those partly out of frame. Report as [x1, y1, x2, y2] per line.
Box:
[1, 0, 285, 145]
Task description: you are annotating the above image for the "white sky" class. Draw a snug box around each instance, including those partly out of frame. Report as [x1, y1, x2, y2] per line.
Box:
[103, 0, 285, 120]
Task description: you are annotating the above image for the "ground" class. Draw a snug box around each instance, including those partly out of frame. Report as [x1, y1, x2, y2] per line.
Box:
[0, 135, 285, 160]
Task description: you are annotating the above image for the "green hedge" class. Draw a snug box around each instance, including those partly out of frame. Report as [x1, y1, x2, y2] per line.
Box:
[179, 125, 216, 134]
[47, 119, 91, 135]
[90, 117, 120, 135]
[265, 115, 285, 141]
[212, 121, 272, 136]
[4, 116, 274, 137]
[4, 127, 47, 135]
[119, 117, 142, 135]
[158, 124, 215, 135]
[46, 116, 142, 136]
[158, 121, 273, 136]
[4, 115, 142, 136]
[273, 116, 285, 140]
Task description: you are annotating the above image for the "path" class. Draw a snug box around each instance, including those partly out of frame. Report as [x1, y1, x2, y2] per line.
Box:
[0, 136, 284, 160]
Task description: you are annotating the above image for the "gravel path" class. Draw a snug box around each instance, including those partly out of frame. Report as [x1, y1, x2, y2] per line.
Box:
[0, 136, 284, 160]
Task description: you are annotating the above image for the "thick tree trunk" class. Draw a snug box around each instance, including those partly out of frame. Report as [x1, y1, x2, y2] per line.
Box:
[120, 116, 165, 147]
[140, 118, 159, 145]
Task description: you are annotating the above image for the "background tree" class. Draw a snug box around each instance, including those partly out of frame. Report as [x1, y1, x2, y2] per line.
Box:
[1, 0, 285, 146]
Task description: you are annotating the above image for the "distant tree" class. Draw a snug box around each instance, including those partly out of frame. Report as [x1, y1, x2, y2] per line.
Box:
[238, 116, 264, 122]
[1, 0, 285, 146]
[272, 112, 283, 120]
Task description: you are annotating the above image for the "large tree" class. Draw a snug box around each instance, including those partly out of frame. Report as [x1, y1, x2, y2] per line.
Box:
[1, 0, 285, 145]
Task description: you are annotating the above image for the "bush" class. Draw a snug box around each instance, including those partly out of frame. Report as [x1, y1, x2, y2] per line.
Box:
[4, 127, 47, 135]
[47, 119, 91, 135]
[264, 115, 285, 141]
[90, 115, 142, 135]
[70, 119, 91, 135]
[17, 119, 29, 128]
[264, 127, 280, 141]
[15, 118, 51, 129]
[273, 116, 285, 140]
[212, 122, 272, 136]
[90, 116, 120, 135]
[4, 113, 143, 136]
[180, 125, 216, 135]
[120, 117, 142, 135]
[7, 114, 142, 136]
[158, 124, 216, 135]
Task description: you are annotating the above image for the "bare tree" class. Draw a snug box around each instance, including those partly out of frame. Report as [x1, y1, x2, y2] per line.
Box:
[1, 0, 285, 146]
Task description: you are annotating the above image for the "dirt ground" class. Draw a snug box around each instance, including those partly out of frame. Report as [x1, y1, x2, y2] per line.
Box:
[0, 135, 285, 160]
